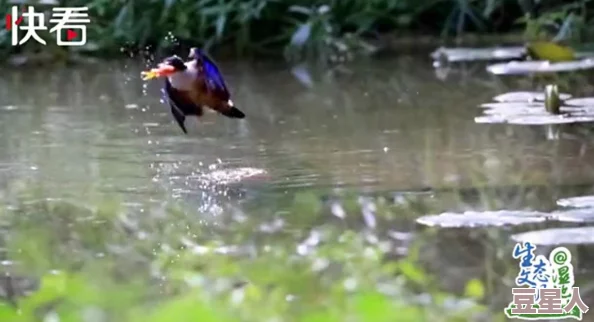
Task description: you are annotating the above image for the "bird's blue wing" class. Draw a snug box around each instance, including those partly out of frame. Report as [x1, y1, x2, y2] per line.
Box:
[193, 49, 229, 94]
[204, 59, 228, 93]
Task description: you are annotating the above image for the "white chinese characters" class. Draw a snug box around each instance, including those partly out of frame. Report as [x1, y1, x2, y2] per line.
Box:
[8, 6, 90, 46]
[10, 6, 46, 46]
[49, 7, 90, 46]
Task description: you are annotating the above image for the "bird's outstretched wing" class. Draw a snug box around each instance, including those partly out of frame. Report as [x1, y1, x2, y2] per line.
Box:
[189, 48, 230, 100]
[163, 79, 204, 134]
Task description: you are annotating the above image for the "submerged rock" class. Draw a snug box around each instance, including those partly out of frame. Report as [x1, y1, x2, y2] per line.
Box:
[416, 210, 548, 228]
[512, 227, 594, 246]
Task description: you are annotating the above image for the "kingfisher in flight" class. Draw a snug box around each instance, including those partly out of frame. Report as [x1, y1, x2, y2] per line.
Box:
[141, 47, 245, 134]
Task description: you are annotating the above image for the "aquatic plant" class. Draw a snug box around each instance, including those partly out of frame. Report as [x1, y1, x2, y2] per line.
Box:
[0, 0, 592, 62]
[0, 184, 500, 321]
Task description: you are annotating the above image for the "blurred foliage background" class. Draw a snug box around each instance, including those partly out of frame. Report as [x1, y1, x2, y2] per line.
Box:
[0, 0, 593, 62]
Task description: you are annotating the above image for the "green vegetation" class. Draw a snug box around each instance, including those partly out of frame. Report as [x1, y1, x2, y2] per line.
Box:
[0, 0, 592, 62]
[0, 183, 504, 321]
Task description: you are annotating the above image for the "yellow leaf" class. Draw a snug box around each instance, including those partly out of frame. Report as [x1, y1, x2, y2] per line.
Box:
[526, 41, 576, 62]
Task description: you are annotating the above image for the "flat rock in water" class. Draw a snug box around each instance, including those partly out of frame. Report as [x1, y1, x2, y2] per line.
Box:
[416, 210, 548, 228]
[512, 227, 594, 246]
[557, 195, 594, 208]
[493, 91, 572, 102]
[487, 59, 594, 75]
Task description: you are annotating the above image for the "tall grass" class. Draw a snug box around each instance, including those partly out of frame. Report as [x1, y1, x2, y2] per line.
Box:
[0, 0, 592, 61]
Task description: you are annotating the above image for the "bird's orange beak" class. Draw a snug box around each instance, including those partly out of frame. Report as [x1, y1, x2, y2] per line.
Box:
[141, 63, 176, 80]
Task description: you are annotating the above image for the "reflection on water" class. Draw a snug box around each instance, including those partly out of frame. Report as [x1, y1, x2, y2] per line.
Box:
[1, 57, 594, 212]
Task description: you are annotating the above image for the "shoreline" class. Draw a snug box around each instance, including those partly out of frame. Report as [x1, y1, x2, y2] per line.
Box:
[1, 31, 531, 67]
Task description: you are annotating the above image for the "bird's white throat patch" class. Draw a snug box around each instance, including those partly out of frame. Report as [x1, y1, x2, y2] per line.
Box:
[168, 69, 197, 91]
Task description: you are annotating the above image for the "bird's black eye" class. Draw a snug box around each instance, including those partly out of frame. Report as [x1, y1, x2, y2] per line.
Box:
[164, 56, 186, 70]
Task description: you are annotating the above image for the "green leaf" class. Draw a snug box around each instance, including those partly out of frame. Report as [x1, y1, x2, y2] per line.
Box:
[288, 5, 313, 15]
[354, 291, 397, 321]
[464, 279, 485, 300]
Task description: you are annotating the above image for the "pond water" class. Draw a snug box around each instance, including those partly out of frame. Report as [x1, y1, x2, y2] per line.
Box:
[3, 57, 594, 207]
[2, 54, 594, 318]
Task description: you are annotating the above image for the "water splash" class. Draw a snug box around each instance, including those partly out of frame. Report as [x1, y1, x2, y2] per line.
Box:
[164, 32, 180, 47]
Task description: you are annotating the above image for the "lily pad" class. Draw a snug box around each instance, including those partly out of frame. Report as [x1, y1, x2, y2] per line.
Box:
[476, 92, 594, 125]
[416, 210, 548, 228]
[557, 195, 594, 208]
[431, 46, 526, 63]
[492, 91, 572, 103]
[565, 98, 594, 107]
[480, 104, 545, 115]
[487, 59, 594, 75]
[476, 114, 594, 125]
[549, 209, 594, 223]
[480, 102, 545, 109]
[512, 227, 594, 246]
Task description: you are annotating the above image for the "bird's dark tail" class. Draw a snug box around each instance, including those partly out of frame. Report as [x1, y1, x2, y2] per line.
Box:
[221, 106, 245, 119]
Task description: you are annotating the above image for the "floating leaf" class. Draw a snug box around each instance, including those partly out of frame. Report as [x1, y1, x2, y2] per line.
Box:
[549, 209, 594, 223]
[492, 91, 571, 102]
[557, 195, 594, 208]
[480, 102, 545, 109]
[487, 59, 594, 75]
[476, 92, 594, 125]
[474, 115, 508, 124]
[525, 41, 576, 62]
[565, 98, 594, 107]
[512, 227, 594, 246]
[481, 105, 545, 115]
[416, 210, 548, 228]
[475, 114, 594, 125]
[430, 46, 526, 63]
